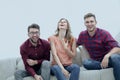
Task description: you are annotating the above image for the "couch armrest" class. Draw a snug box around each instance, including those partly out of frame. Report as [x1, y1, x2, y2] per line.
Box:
[78, 45, 90, 62]
[0, 58, 17, 80]
[72, 47, 82, 66]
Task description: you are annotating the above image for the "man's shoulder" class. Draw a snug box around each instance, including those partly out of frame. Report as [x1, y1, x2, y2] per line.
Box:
[98, 28, 110, 35]
[40, 38, 50, 45]
[80, 30, 87, 35]
[20, 39, 29, 49]
[98, 28, 108, 32]
[40, 38, 50, 50]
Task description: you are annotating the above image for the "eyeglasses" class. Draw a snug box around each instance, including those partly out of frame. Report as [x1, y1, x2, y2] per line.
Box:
[29, 31, 40, 35]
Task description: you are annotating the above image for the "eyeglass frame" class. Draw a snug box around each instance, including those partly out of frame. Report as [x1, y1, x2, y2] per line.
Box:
[28, 31, 40, 35]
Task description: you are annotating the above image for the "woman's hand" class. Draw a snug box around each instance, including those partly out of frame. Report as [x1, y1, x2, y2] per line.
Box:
[62, 69, 70, 78]
[61, 39, 68, 50]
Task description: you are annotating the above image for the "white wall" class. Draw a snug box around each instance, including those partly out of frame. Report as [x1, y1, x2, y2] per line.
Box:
[0, 0, 120, 59]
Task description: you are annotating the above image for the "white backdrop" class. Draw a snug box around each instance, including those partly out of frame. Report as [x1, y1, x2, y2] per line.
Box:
[0, 0, 120, 59]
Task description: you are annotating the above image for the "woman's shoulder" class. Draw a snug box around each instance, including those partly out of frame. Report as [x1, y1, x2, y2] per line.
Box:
[70, 36, 76, 41]
[48, 35, 58, 42]
[49, 35, 57, 39]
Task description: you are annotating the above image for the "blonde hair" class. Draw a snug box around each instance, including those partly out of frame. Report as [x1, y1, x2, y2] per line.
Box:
[55, 18, 73, 44]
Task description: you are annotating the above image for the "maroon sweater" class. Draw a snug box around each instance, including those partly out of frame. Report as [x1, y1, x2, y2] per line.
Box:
[20, 38, 50, 77]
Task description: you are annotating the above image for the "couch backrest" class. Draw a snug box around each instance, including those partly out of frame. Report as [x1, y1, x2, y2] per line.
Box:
[16, 57, 25, 70]
[0, 58, 17, 80]
[79, 46, 90, 61]
[73, 45, 90, 67]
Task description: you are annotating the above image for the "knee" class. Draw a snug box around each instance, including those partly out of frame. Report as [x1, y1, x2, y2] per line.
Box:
[83, 59, 91, 68]
[51, 65, 59, 69]
[72, 64, 80, 71]
[42, 60, 50, 68]
[14, 70, 22, 77]
[110, 54, 120, 63]
[51, 65, 60, 72]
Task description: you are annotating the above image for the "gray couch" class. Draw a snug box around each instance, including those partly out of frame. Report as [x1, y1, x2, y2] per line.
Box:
[0, 32, 120, 80]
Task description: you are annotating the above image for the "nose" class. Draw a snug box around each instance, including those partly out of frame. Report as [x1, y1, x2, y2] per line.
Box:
[88, 22, 92, 26]
[33, 33, 38, 36]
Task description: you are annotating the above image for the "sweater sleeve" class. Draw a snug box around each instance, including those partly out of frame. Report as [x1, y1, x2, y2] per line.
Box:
[20, 46, 36, 77]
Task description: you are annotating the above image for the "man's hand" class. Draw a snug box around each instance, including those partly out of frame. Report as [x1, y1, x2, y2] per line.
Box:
[101, 54, 110, 69]
[27, 59, 38, 66]
[34, 74, 43, 80]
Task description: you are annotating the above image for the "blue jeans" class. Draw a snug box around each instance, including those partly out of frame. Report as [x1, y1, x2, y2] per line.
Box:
[83, 54, 120, 80]
[14, 60, 50, 80]
[51, 64, 80, 80]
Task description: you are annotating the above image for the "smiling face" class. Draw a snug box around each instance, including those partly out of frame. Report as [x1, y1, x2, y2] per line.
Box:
[28, 28, 40, 43]
[55, 18, 72, 39]
[58, 19, 68, 30]
[84, 16, 97, 32]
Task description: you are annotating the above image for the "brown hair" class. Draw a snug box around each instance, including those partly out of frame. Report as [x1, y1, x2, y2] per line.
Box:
[28, 23, 40, 32]
[84, 13, 96, 21]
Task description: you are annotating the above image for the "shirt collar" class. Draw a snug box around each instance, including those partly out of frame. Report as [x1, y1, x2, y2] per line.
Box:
[87, 28, 98, 38]
[94, 28, 98, 34]
[28, 38, 42, 47]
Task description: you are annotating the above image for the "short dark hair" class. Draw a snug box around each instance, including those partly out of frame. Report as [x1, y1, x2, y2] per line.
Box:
[28, 23, 40, 32]
[84, 13, 96, 21]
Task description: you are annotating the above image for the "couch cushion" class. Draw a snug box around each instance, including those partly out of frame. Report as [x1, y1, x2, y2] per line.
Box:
[16, 57, 25, 70]
[7, 75, 35, 80]
[80, 67, 115, 80]
[50, 67, 101, 80]
[80, 69, 100, 80]
[100, 68, 115, 80]
[7, 67, 114, 80]
[6, 76, 14, 80]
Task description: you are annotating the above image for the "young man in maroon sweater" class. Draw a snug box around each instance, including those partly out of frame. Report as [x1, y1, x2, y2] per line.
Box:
[14, 24, 50, 80]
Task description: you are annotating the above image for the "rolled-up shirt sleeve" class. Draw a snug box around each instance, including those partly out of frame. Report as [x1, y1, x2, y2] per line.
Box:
[104, 31, 120, 49]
